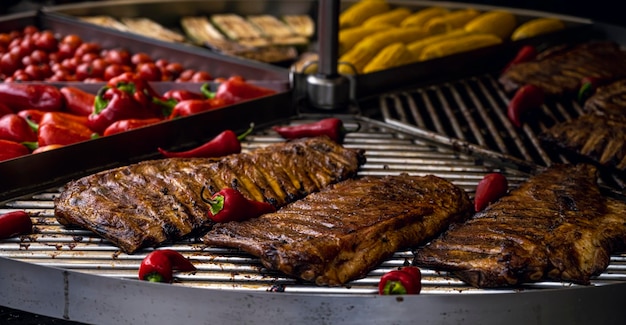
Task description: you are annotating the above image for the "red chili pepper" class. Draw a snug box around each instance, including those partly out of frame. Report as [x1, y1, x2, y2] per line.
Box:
[502, 45, 537, 73]
[87, 86, 155, 134]
[0, 139, 30, 162]
[103, 118, 162, 136]
[0, 210, 33, 239]
[200, 187, 276, 223]
[0, 113, 37, 142]
[272, 118, 354, 143]
[474, 172, 508, 212]
[378, 266, 422, 295]
[214, 76, 277, 105]
[158, 125, 253, 158]
[507, 84, 544, 128]
[163, 89, 205, 102]
[59, 86, 96, 116]
[168, 98, 228, 119]
[0, 83, 64, 112]
[138, 249, 196, 283]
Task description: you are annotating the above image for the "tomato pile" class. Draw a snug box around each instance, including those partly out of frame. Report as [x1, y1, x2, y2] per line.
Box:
[0, 25, 214, 82]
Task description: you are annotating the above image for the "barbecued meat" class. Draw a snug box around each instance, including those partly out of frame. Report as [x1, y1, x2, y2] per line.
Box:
[499, 41, 626, 97]
[540, 114, 626, 173]
[583, 79, 626, 120]
[413, 164, 626, 288]
[54, 136, 366, 254]
[203, 174, 473, 286]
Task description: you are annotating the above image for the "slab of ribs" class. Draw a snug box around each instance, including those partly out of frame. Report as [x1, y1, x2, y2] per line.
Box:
[55, 136, 366, 254]
[413, 164, 626, 288]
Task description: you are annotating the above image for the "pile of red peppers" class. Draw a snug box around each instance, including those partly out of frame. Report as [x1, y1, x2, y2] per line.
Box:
[0, 75, 277, 162]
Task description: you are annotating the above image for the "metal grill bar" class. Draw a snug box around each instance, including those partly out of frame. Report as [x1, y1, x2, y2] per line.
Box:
[1, 116, 625, 297]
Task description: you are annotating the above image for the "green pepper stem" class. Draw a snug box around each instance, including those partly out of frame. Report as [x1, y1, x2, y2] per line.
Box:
[200, 83, 216, 99]
[383, 280, 408, 295]
[237, 123, 255, 141]
[199, 186, 225, 215]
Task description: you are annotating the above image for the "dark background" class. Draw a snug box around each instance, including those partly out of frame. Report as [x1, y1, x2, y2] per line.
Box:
[1, 0, 624, 26]
[0, 0, 622, 323]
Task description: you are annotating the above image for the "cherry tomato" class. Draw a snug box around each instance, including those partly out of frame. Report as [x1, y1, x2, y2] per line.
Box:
[103, 64, 131, 81]
[0, 52, 21, 75]
[74, 42, 101, 58]
[29, 49, 48, 64]
[61, 34, 83, 48]
[176, 69, 195, 82]
[131, 52, 153, 65]
[136, 62, 162, 81]
[104, 48, 131, 66]
[34, 30, 58, 52]
[191, 71, 212, 82]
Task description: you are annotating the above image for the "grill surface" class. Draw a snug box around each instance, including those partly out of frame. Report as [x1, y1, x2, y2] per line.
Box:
[380, 73, 626, 190]
[1, 116, 626, 297]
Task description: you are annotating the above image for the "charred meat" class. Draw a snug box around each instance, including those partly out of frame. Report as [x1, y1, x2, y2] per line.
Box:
[203, 174, 473, 286]
[499, 41, 626, 97]
[583, 78, 626, 120]
[540, 79, 626, 174]
[540, 114, 626, 173]
[413, 164, 626, 288]
[54, 136, 365, 254]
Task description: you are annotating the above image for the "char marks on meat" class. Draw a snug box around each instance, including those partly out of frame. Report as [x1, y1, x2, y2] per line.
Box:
[413, 164, 626, 288]
[499, 41, 626, 96]
[540, 114, 626, 173]
[203, 174, 473, 286]
[54, 136, 365, 254]
[540, 79, 626, 174]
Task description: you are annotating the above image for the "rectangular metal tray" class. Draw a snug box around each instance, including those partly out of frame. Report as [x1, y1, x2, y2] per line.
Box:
[0, 10, 295, 202]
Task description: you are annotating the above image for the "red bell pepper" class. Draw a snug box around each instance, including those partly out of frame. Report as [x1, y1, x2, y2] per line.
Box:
[40, 111, 90, 128]
[138, 249, 196, 283]
[378, 266, 422, 295]
[158, 125, 252, 158]
[37, 112, 98, 147]
[162, 89, 205, 102]
[474, 173, 508, 212]
[168, 98, 228, 119]
[0, 139, 30, 162]
[0, 113, 37, 142]
[214, 76, 277, 105]
[60, 86, 96, 116]
[87, 86, 155, 134]
[507, 84, 545, 128]
[32, 144, 64, 154]
[0, 83, 64, 112]
[272, 118, 353, 143]
[103, 118, 162, 136]
[108, 72, 172, 117]
[0, 210, 33, 239]
[200, 187, 276, 223]
[0, 103, 12, 117]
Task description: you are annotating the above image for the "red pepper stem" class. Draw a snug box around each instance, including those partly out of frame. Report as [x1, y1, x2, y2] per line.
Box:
[144, 272, 166, 283]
